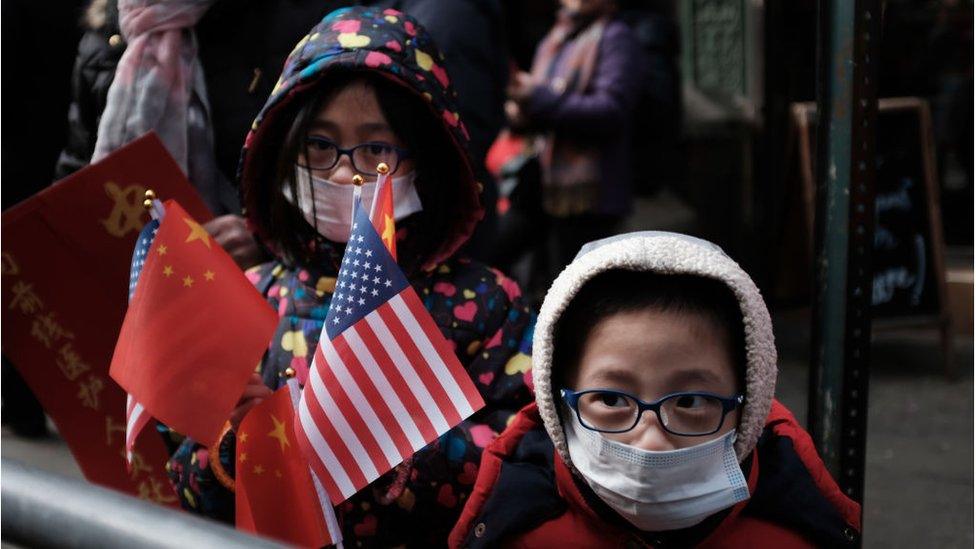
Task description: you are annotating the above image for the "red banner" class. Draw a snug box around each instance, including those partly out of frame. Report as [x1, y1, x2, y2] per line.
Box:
[1, 133, 211, 505]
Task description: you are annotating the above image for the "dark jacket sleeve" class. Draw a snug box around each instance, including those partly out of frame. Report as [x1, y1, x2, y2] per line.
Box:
[54, 29, 122, 180]
[524, 21, 645, 139]
[166, 432, 236, 523]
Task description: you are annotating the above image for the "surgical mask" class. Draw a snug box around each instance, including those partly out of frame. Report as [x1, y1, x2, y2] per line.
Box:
[286, 167, 423, 243]
[564, 409, 749, 532]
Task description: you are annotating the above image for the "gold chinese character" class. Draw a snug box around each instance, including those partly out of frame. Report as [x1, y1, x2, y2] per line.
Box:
[1, 252, 18, 276]
[9, 280, 43, 314]
[56, 342, 89, 381]
[106, 415, 126, 446]
[101, 182, 147, 238]
[77, 375, 105, 410]
[137, 476, 177, 504]
[31, 312, 74, 349]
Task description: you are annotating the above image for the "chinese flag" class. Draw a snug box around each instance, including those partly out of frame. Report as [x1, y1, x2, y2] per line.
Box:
[110, 200, 277, 445]
[237, 386, 332, 548]
[370, 173, 397, 260]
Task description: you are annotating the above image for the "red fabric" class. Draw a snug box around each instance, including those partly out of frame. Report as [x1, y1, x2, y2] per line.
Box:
[369, 173, 397, 260]
[485, 130, 525, 179]
[451, 400, 860, 548]
[236, 386, 332, 548]
[110, 200, 278, 444]
[1, 133, 209, 503]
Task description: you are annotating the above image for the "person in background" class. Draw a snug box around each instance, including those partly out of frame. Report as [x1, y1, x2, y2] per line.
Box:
[506, 0, 646, 289]
[165, 8, 535, 546]
[451, 232, 862, 547]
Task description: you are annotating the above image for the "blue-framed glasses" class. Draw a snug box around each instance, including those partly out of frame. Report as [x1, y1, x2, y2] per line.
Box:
[299, 136, 411, 175]
[561, 388, 744, 436]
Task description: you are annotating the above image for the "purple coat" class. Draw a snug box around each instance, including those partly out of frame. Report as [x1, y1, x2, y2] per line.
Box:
[525, 18, 645, 216]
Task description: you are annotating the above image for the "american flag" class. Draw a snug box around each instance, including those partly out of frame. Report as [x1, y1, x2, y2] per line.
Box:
[124, 217, 159, 464]
[295, 199, 485, 503]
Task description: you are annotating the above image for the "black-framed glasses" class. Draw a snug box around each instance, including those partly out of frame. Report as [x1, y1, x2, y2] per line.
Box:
[561, 388, 744, 436]
[298, 136, 411, 175]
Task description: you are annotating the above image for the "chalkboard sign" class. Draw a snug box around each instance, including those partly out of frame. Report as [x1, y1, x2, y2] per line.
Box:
[788, 98, 951, 336]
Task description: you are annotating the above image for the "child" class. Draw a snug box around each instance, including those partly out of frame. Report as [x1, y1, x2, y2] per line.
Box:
[451, 232, 861, 547]
[165, 8, 535, 546]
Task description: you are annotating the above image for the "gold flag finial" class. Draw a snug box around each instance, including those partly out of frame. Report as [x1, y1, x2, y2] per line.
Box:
[376, 162, 390, 175]
[283, 367, 296, 378]
[143, 199, 154, 210]
[144, 189, 157, 200]
[352, 174, 365, 187]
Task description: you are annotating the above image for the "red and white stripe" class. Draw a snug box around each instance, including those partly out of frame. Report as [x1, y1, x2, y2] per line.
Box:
[125, 393, 151, 464]
[295, 288, 484, 503]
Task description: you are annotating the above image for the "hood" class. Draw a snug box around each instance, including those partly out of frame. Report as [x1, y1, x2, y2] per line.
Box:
[532, 231, 777, 465]
[238, 6, 482, 269]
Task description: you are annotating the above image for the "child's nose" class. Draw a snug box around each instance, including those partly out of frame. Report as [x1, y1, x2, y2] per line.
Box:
[326, 154, 358, 186]
[628, 411, 677, 452]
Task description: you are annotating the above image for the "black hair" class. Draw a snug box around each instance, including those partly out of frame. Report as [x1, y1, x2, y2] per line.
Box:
[264, 70, 468, 274]
[552, 270, 747, 391]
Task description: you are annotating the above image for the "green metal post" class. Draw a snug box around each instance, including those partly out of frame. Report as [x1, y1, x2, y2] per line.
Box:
[809, 0, 881, 517]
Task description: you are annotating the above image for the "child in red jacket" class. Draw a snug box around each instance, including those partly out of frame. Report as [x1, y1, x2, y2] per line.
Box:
[451, 232, 861, 548]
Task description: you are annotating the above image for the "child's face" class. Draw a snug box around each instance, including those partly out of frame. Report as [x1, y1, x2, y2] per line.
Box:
[569, 308, 740, 450]
[299, 80, 415, 183]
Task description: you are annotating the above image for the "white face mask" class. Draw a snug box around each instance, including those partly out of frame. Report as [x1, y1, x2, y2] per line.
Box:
[564, 409, 749, 532]
[286, 166, 423, 243]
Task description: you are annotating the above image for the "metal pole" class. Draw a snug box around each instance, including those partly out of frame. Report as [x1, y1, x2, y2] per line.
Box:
[809, 0, 881, 511]
[1, 459, 289, 549]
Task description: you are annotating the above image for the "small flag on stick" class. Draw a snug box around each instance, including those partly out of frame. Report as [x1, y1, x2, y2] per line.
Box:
[294, 197, 484, 504]
[110, 200, 278, 445]
[237, 382, 338, 548]
[121, 193, 160, 466]
[369, 162, 397, 260]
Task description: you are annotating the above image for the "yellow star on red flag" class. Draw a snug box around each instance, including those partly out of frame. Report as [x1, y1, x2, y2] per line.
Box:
[183, 217, 212, 249]
[381, 213, 395, 250]
[268, 413, 290, 452]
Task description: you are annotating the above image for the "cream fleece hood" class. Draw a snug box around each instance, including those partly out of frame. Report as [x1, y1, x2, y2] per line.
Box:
[532, 231, 777, 465]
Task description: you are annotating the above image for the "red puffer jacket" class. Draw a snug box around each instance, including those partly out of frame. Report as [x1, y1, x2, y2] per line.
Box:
[450, 400, 861, 548]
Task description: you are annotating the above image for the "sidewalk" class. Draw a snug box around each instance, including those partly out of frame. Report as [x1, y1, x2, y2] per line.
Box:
[773, 308, 974, 548]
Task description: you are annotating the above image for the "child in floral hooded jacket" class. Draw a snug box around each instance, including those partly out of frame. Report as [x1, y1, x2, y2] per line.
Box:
[165, 7, 535, 546]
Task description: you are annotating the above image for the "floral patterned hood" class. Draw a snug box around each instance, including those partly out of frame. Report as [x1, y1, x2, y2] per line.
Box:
[238, 6, 482, 267]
